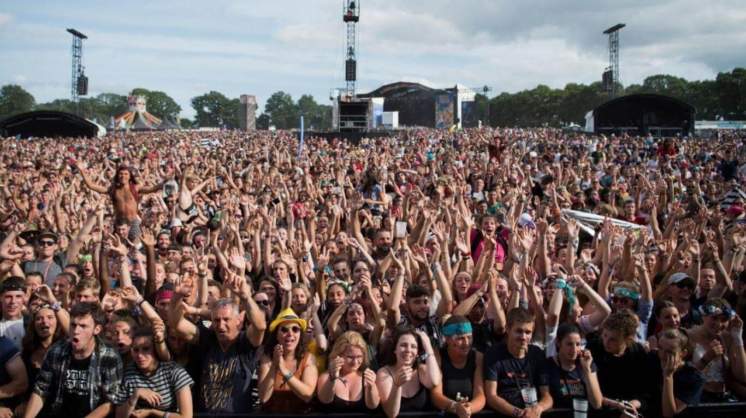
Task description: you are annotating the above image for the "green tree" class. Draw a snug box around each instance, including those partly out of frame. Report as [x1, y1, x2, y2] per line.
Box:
[130, 88, 181, 120]
[35, 99, 76, 114]
[0, 84, 35, 118]
[256, 113, 270, 130]
[264, 91, 298, 129]
[191, 91, 239, 128]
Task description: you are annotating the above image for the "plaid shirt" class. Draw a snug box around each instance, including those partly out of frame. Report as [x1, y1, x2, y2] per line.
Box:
[33, 337, 123, 414]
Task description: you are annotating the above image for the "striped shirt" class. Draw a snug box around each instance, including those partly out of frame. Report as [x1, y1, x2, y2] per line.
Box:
[114, 361, 193, 412]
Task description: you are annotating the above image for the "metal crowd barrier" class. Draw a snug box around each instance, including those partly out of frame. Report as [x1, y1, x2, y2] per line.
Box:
[194, 402, 746, 417]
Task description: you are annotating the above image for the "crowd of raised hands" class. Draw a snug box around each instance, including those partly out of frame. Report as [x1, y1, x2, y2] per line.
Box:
[0, 127, 744, 418]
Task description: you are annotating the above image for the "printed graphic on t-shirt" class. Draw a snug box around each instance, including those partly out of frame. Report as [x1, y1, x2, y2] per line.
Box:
[64, 368, 91, 396]
[201, 355, 239, 410]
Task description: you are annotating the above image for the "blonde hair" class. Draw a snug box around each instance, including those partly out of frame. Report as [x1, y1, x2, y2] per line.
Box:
[328, 331, 369, 369]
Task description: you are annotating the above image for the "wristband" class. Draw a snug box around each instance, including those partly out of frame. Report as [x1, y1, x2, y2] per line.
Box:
[50, 302, 62, 312]
[512, 407, 523, 417]
[282, 371, 293, 383]
[732, 332, 744, 347]
[136, 297, 146, 306]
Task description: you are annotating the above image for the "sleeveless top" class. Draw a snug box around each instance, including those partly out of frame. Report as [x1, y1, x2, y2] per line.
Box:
[384, 367, 430, 413]
[440, 347, 476, 401]
[262, 352, 314, 413]
[330, 392, 368, 412]
[693, 342, 728, 385]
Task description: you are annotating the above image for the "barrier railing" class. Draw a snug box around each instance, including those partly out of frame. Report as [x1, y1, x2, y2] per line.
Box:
[194, 402, 746, 417]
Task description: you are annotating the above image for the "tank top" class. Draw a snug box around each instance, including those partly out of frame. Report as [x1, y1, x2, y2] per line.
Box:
[693, 342, 727, 384]
[262, 352, 314, 413]
[330, 392, 368, 412]
[440, 347, 475, 401]
[399, 384, 429, 412]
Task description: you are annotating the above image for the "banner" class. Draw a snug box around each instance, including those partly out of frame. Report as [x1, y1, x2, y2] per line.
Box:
[435, 93, 455, 129]
[560, 209, 646, 237]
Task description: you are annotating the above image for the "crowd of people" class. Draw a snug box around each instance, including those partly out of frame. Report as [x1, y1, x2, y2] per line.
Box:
[0, 127, 744, 418]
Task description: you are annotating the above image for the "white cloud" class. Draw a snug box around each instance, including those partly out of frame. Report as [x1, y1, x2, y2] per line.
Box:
[1, 0, 745, 119]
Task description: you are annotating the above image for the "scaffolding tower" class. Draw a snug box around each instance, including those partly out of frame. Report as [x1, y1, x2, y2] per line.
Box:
[66, 28, 88, 103]
[343, 1, 359, 97]
[603, 23, 625, 98]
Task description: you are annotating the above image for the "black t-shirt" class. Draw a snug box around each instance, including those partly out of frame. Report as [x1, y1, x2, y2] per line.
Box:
[587, 337, 655, 408]
[649, 361, 705, 415]
[483, 343, 548, 408]
[544, 357, 597, 409]
[61, 355, 92, 417]
[190, 324, 257, 414]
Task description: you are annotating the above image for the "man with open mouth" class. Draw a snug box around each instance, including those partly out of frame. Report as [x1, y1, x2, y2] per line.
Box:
[22, 302, 123, 418]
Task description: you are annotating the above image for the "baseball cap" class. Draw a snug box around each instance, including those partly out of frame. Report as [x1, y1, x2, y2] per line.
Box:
[667, 272, 695, 287]
[37, 231, 59, 243]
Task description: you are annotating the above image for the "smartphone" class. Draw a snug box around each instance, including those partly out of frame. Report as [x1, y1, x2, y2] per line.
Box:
[395, 221, 407, 239]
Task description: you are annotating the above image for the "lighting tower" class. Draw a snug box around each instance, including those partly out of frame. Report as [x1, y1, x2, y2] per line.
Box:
[343, 1, 359, 97]
[66, 28, 88, 103]
[603, 23, 625, 98]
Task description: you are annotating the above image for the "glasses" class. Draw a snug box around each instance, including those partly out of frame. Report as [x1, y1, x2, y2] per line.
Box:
[38, 241, 56, 247]
[279, 325, 301, 334]
[255, 299, 270, 306]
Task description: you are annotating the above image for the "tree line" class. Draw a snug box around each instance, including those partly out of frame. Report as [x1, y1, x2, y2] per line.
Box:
[475, 68, 746, 127]
[0, 87, 332, 130]
[0, 67, 743, 129]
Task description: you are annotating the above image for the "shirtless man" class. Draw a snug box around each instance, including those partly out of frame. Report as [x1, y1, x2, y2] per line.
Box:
[77, 164, 165, 240]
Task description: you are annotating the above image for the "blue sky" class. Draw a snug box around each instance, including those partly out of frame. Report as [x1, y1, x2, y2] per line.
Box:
[1, 0, 744, 119]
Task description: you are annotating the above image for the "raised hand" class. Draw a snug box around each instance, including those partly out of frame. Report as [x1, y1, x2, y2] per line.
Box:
[392, 365, 414, 387]
[140, 229, 156, 248]
[228, 247, 247, 272]
[579, 349, 593, 371]
[329, 356, 344, 379]
[363, 368, 377, 388]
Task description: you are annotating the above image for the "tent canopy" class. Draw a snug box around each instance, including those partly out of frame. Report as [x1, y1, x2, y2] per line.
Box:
[0, 111, 100, 138]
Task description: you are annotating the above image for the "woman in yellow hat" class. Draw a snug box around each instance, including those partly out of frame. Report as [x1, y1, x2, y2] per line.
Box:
[257, 308, 319, 413]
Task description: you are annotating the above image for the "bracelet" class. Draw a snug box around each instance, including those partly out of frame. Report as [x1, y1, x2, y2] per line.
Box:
[512, 407, 523, 417]
[282, 371, 293, 383]
[136, 297, 146, 306]
[50, 301, 62, 312]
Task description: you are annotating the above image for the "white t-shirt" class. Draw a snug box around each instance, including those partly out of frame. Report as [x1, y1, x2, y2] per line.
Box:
[0, 318, 25, 349]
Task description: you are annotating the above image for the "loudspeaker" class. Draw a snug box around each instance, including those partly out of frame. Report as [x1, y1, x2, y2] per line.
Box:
[602, 69, 612, 91]
[77, 75, 88, 96]
[345, 59, 357, 81]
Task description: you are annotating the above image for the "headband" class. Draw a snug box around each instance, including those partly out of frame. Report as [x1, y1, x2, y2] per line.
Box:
[156, 290, 174, 302]
[699, 304, 735, 319]
[442, 322, 473, 337]
[613, 287, 640, 301]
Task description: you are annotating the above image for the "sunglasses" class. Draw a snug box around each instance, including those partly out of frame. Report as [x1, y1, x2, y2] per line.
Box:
[673, 282, 694, 290]
[38, 241, 56, 247]
[279, 325, 301, 334]
[254, 299, 270, 306]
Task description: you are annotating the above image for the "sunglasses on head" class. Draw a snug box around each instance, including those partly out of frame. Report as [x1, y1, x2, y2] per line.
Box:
[279, 325, 301, 334]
